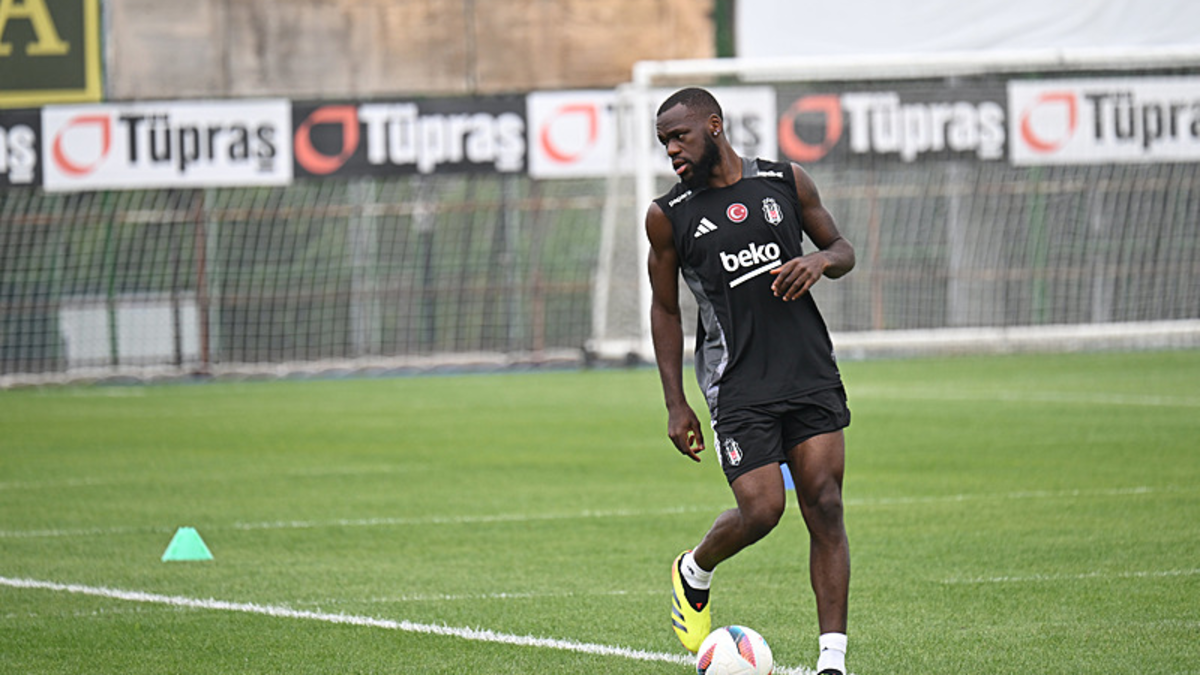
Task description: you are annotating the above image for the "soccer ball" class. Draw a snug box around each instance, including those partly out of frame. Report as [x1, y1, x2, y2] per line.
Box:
[695, 625, 774, 675]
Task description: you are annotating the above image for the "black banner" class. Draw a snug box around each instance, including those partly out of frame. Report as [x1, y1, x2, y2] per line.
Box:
[774, 80, 1010, 166]
[0, 109, 40, 187]
[292, 96, 527, 179]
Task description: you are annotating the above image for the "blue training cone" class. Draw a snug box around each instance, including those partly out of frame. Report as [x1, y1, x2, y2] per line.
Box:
[161, 527, 214, 561]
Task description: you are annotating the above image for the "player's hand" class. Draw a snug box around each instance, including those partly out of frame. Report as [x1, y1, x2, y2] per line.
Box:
[769, 253, 828, 301]
[667, 406, 705, 462]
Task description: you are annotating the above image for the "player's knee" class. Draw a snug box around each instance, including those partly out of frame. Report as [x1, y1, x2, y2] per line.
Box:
[802, 485, 844, 530]
[740, 500, 784, 543]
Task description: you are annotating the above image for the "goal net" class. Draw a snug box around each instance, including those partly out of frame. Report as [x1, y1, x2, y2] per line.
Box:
[589, 47, 1200, 362]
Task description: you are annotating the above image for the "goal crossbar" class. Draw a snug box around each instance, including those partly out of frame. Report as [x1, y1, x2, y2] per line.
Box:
[632, 45, 1200, 86]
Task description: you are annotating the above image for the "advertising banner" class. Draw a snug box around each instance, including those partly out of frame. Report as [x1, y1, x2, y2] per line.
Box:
[11, 76, 1199, 194]
[1009, 76, 1200, 166]
[0, 109, 40, 187]
[775, 83, 1009, 166]
[0, 0, 102, 108]
[525, 90, 617, 179]
[526, 87, 776, 179]
[41, 100, 292, 192]
[292, 96, 526, 179]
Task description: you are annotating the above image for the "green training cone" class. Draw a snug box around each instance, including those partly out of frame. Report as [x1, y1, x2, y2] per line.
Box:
[161, 527, 214, 562]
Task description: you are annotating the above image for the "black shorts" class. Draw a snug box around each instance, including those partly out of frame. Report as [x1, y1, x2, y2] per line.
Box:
[710, 386, 851, 484]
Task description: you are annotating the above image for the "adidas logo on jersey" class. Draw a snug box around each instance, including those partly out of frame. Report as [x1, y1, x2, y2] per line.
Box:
[693, 217, 719, 239]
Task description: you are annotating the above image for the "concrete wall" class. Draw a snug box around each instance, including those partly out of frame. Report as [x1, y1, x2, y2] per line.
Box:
[105, 0, 715, 100]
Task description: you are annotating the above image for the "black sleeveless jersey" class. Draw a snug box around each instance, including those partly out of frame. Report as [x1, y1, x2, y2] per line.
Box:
[654, 157, 842, 417]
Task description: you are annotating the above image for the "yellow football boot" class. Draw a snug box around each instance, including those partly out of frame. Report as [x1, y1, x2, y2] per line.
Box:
[671, 551, 711, 653]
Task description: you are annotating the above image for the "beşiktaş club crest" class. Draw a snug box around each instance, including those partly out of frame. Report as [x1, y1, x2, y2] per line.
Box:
[722, 437, 744, 467]
[762, 197, 783, 225]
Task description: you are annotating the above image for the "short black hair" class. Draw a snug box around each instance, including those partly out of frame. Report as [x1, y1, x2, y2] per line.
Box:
[656, 87, 723, 121]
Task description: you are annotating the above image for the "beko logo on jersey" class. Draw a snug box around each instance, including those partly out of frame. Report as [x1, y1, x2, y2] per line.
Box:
[721, 241, 780, 272]
[757, 170, 784, 179]
[720, 241, 782, 287]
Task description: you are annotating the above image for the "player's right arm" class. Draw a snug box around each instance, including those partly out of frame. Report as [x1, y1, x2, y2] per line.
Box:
[646, 203, 705, 462]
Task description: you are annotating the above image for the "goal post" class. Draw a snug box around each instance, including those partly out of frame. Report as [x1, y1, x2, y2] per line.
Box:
[587, 46, 1200, 363]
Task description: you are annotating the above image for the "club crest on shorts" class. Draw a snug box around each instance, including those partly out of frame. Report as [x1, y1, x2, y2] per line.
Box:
[722, 436, 744, 467]
[762, 197, 783, 225]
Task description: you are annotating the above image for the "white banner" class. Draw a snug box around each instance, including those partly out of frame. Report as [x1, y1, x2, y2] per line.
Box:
[1008, 77, 1200, 166]
[42, 100, 292, 192]
[738, 0, 1200, 58]
[527, 87, 776, 179]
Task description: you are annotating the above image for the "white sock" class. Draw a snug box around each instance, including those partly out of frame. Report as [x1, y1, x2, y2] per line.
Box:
[816, 632, 847, 674]
[680, 551, 712, 590]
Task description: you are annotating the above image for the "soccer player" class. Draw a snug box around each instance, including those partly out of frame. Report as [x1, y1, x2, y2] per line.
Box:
[646, 87, 855, 675]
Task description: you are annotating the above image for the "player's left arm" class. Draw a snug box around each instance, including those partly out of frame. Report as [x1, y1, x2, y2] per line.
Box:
[769, 163, 856, 301]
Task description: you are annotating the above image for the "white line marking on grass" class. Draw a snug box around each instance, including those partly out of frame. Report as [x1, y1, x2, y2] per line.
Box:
[31, 387, 147, 398]
[0, 525, 175, 539]
[0, 465, 415, 491]
[0, 476, 128, 490]
[0, 576, 818, 675]
[845, 485, 1179, 508]
[943, 568, 1200, 585]
[284, 465, 417, 478]
[228, 505, 709, 531]
[297, 588, 663, 605]
[4, 487, 1184, 539]
[0, 506, 710, 539]
[5, 605, 190, 620]
[853, 387, 1200, 408]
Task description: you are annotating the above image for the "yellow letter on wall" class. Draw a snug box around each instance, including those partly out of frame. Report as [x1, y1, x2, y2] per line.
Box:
[0, 0, 70, 56]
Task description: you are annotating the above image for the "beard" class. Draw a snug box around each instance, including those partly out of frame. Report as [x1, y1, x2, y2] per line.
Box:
[682, 134, 722, 189]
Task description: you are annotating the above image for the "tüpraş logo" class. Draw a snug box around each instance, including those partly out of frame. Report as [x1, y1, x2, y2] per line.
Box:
[358, 103, 525, 174]
[42, 100, 292, 192]
[117, 112, 278, 174]
[841, 93, 1006, 162]
[1008, 77, 1200, 166]
[779, 91, 1006, 163]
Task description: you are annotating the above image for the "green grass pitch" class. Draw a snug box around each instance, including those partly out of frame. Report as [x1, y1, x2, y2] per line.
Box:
[2, 350, 1198, 674]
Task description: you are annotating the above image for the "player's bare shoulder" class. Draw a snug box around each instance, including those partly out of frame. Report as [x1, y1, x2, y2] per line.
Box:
[645, 201, 676, 251]
[788, 162, 825, 207]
